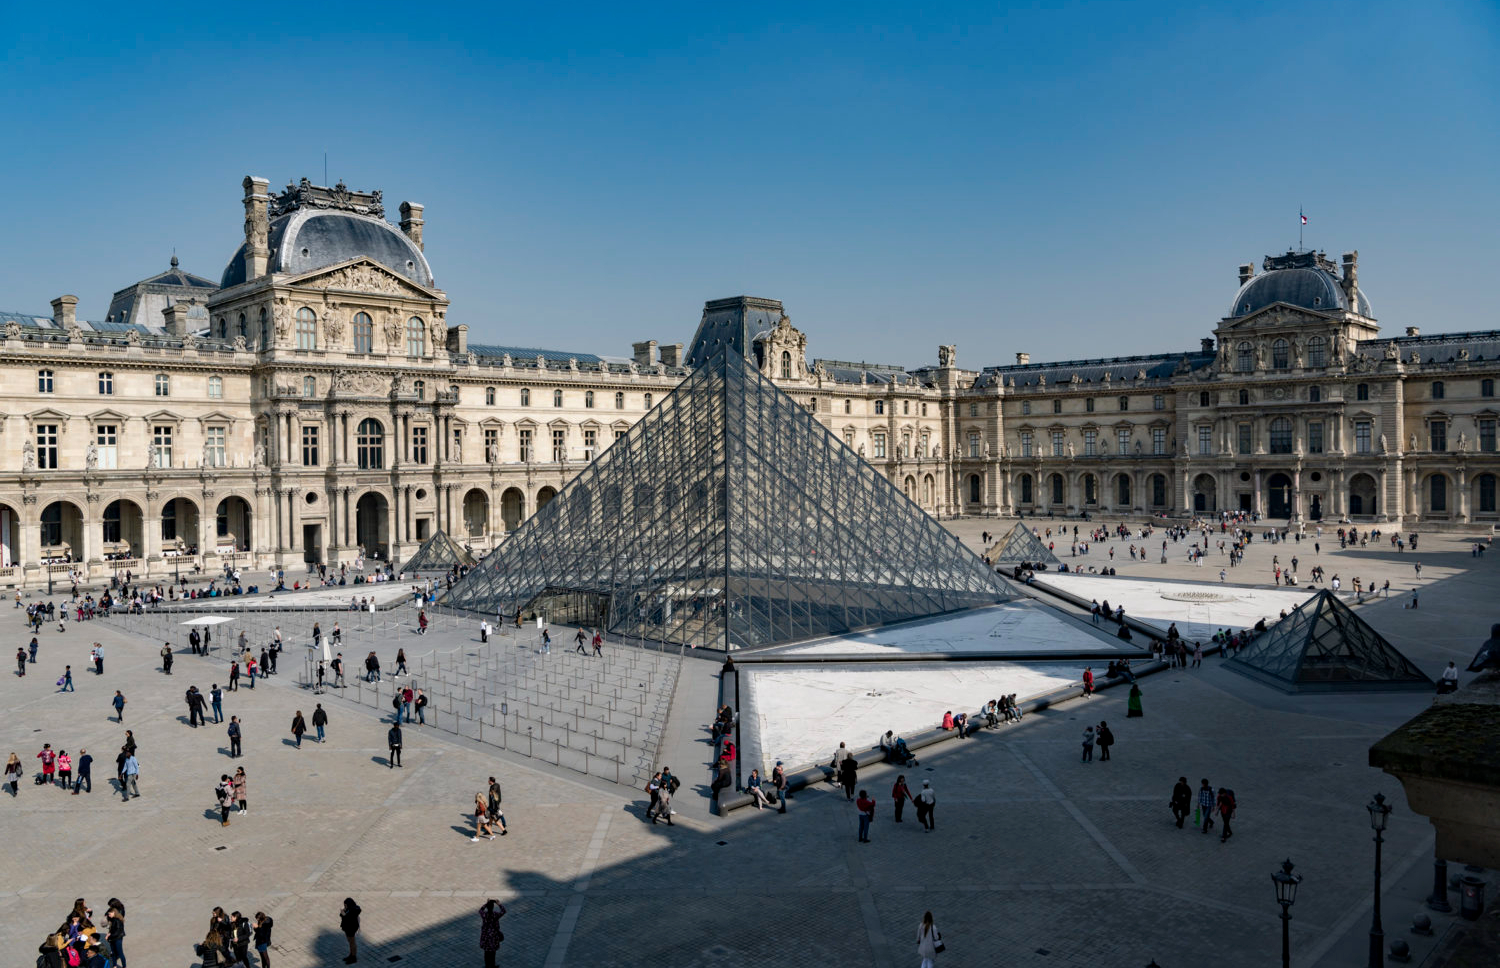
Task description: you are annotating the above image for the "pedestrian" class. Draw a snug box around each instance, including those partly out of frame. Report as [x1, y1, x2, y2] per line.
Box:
[417, 611, 428, 636]
[29, 636, 38, 663]
[315, 661, 326, 694]
[1170, 776, 1192, 828]
[916, 780, 936, 831]
[414, 688, 427, 726]
[1192, 642, 1203, 668]
[105, 899, 126, 968]
[1096, 721, 1114, 761]
[388, 723, 403, 768]
[59, 664, 74, 692]
[312, 704, 328, 742]
[1216, 786, 1236, 842]
[339, 898, 361, 964]
[486, 776, 508, 833]
[56, 749, 72, 789]
[402, 686, 414, 723]
[471, 793, 497, 841]
[478, 900, 507, 968]
[1127, 683, 1144, 718]
[227, 716, 242, 758]
[541, 627, 551, 654]
[6, 752, 23, 796]
[396, 648, 408, 674]
[210, 684, 224, 724]
[232, 767, 247, 814]
[291, 710, 307, 749]
[246, 655, 256, 688]
[1198, 778, 1216, 834]
[37, 743, 56, 786]
[1082, 665, 1093, 697]
[1081, 725, 1095, 762]
[772, 761, 789, 814]
[228, 661, 240, 691]
[593, 630, 603, 657]
[15, 647, 25, 677]
[575, 627, 588, 654]
[391, 691, 402, 723]
[252, 912, 274, 968]
[917, 911, 943, 968]
[161, 642, 173, 675]
[112, 690, 126, 722]
[855, 788, 876, 842]
[216, 774, 234, 826]
[479, 619, 489, 643]
[73, 749, 92, 795]
[189, 628, 202, 655]
[839, 750, 858, 801]
[332, 653, 345, 687]
[92, 643, 104, 675]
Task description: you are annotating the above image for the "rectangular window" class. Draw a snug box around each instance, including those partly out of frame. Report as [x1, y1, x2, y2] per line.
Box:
[969, 402, 978, 417]
[552, 429, 566, 462]
[1355, 421, 1371, 454]
[1152, 428, 1166, 454]
[155, 374, 170, 396]
[1308, 421, 1324, 454]
[301, 426, 320, 466]
[209, 375, 224, 399]
[614, 429, 626, 442]
[98, 372, 113, 395]
[36, 424, 58, 469]
[1481, 419, 1496, 453]
[1086, 398, 1095, 413]
[1153, 394, 1164, 411]
[483, 428, 499, 462]
[968, 432, 980, 458]
[205, 426, 226, 468]
[152, 425, 173, 468]
[1084, 429, 1097, 456]
[1430, 421, 1447, 452]
[1021, 401, 1031, 415]
[583, 428, 597, 460]
[1052, 399, 1062, 414]
[872, 432, 887, 458]
[37, 370, 53, 393]
[1198, 426, 1212, 456]
[95, 424, 118, 469]
[1051, 431, 1065, 457]
[1237, 423, 1252, 455]
[411, 426, 429, 464]
[1117, 429, 1131, 454]
[353, 316, 374, 354]
[1019, 431, 1033, 457]
[519, 428, 533, 462]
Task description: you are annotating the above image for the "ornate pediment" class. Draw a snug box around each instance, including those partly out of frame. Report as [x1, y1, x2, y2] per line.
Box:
[284, 258, 437, 300]
[1219, 303, 1332, 330]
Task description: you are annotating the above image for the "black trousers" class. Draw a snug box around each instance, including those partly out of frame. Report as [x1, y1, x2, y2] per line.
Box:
[230, 736, 242, 757]
[893, 797, 905, 822]
[1172, 804, 1188, 828]
[389, 745, 402, 767]
[189, 707, 203, 727]
[1099, 745, 1111, 761]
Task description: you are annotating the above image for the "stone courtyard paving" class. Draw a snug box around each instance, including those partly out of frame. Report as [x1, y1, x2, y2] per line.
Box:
[0, 523, 1491, 966]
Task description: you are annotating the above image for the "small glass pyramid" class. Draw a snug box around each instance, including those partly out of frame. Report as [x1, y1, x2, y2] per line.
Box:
[991, 522, 1060, 566]
[401, 530, 478, 573]
[1227, 589, 1432, 692]
[441, 348, 1012, 650]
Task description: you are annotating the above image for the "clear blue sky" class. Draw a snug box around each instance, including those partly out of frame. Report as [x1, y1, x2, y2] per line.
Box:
[3, 2, 1496, 367]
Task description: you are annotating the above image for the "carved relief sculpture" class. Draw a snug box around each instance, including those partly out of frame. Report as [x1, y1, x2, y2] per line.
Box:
[273, 300, 291, 341]
[22, 440, 36, 471]
[323, 308, 345, 349]
[85, 443, 98, 469]
[383, 312, 401, 350]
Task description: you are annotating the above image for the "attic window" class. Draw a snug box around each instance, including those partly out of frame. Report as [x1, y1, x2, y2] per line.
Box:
[301, 247, 310, 258]
[1242, 303, 1249, 312]
[1312, 296, 1321, 306]
[407, 261, 415, 271]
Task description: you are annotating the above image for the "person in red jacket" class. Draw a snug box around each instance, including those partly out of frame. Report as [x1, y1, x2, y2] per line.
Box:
[1082, 666, 1095, 697]
[37, 743, 56, 786]
[855, 789, 876, 842]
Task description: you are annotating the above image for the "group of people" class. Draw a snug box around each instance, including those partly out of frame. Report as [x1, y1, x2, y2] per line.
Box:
[38, 898, 126, 968]
[192, 906, 275, 967]
[1171, 777, 1238, 842]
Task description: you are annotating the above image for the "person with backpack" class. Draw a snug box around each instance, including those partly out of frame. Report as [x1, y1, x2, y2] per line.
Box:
[1216, 786, 1236, 842]
[216, 774, 235, 826]
[1198, 778, 1216, 834]
[227, 717, 242, 758]
[1096, 721, 1115, 761]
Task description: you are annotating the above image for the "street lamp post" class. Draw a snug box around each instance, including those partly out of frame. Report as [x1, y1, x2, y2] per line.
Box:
[1367, 792, 1392, 967]
[1272, 857, 1302, 968]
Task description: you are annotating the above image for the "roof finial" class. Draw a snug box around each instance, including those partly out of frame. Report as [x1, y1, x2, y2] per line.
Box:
[170, 251, 179, 269]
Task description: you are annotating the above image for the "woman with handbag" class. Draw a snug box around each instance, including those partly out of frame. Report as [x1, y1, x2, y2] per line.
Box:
[478, 899, 506, 968]
[917, 911, 944, 967]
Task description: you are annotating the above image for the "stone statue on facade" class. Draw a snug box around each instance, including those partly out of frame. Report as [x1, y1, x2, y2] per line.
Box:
[85, 443, 98, 469]
[430, 317, 448, 352]
[1410, 432, 1418, 451]
[22, 440, 36, 471]
[1379, 433, 1388, 454]
[1292, 339, 1304, 368]
[1458, 432, 1469, 452]
[4, 320, 20, 339]
[1066, 440, 1075, 459]
[858, 443, 866, 457]
[452, 436, 462, 462]
[273, 301, 291, 341]
[1384, 341, 1400, 361]
[982, 440, 990, 458]
[383, 312, 401, 350]
[233, 335, 247, 351]
[324, 309, 344, 348]
[253, 439, 266, 467]
[1255, 344, 1266, 368]
[938, 344, 956, 368]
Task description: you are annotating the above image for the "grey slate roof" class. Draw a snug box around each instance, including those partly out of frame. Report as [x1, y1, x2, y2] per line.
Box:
[974, 351, 1214, 389]
[468, 344, 605, 365]
[1358, 329, 1500, 364]
[813, 359, 922, 386]
[221, 209, 434, 289]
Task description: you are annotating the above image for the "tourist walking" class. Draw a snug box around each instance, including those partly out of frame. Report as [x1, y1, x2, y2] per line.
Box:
[916, 780, 936, 831]
[1082, 665, 1093, 696]
[487, 776, 508, 833]
[59, 664, 74, 692]
[291, 710, 307, 748]
[387, 723, 403, 768]
[73, 749, 91, 794]
[1198, 778, 1216, 834]
[478, 900, 506, 968]
[210, 684, 224, 723]
[312, 704, 328, 742]
[5, 752, 22, 795]
[1096, 721, 1114, 761]
[227, 716, 242, 758]
[105, 900, 126, 967]
[339, 898, 361, 964]
[575, 627, 588, 654]
[917, 911, 943, 968]
[112, 691, 126, 722]
[855, 789, 876, 842]
[396, 648, 408, 674]
[15, 647, 25, 677]
[37, 743, 56, 786]
[1171, 776, 1193, 828]
[892, 774, 913, 823]
[1127, 683, 1144, 717]
[1081, 725, 1095, 762]
[161, 643, 173, 675]
[471, 792, 497, 841]
[228, 661, 239, 692]
[1216, 786, 1236, 842]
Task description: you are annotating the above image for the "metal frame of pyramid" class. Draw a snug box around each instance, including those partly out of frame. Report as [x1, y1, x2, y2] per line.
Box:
[991, 522, 1060, 566]
[440, 348, 1014, 650]
[1226, 589, 1432, 693]
[401, 530, 478, 574]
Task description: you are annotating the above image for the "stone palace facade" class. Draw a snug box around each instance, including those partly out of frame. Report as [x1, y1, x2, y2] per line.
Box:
[0, 175, 1494, 586]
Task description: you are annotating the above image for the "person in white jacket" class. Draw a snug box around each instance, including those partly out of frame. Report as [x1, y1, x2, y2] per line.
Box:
[917, 911, 941, 967]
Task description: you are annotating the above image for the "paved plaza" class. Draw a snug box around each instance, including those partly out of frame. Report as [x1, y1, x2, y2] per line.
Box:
[0, 520, 1492, 966]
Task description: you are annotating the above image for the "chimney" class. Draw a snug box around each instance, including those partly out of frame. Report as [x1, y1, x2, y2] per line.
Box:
[50, 295, 78, 329]
[1341, 250, 1359, 308]
[241, 176, 271, 279]
[660, 343, 683, 367]
[1201, 337, 1215, 354]
[1405, 327, 1420, 337]
[1015, 352, 1030, 366]
[632, 340, 658, 366]
[161, 303, 190, 337]
[1238, 263, 1255, 286]
[454, 324, 468, 354]
[399, 201, 425, 251]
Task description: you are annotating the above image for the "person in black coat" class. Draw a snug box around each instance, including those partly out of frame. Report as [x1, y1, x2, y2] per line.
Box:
[839, 753, 859, 801]
[1170, 776, 1193, 828]
[1096, 721, 1115, 761]
[340, 898, 361, 964]
[387, 725, 402, 768]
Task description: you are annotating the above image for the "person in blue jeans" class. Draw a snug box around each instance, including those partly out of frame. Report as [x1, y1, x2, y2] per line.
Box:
[210, 685, 224, 724]
[855, 790, 875, 842]
[60, 665, 74, 692]
[312, 704, 327, 742]
[414, 689, 427, 725]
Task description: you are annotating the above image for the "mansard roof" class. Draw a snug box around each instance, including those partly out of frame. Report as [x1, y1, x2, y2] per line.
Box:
[973, 351, 1214, 390]
[1358, 329, 1500, 364]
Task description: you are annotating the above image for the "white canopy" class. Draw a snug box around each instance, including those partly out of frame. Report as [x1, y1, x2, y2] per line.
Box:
[180, 616, 235, 626]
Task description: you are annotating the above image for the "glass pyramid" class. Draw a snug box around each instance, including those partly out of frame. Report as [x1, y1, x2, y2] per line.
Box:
[991, 522, 1060, 566]
[1226, 589, 1432, 692]
[401, 530, 478, 573]
[440, 348, 1013, 650]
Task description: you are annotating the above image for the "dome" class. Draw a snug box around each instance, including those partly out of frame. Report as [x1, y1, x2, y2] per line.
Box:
[1227, 252, 1372, 319]
[220, 208, 434, 289]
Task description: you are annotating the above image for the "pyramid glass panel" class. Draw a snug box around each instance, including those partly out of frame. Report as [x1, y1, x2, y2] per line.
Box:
[400, 530, 478, 573]
[992, 522, 1061, 566]
[441, 349, 1013, 650]
[1226, 590, 1432, 692]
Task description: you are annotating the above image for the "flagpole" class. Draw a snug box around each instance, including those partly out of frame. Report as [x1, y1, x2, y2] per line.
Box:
[1299, 207, 1303, 251]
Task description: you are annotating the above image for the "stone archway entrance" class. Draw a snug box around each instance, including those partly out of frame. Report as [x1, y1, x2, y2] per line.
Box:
[501, 488, 525, 532]
[1266, 472, 1293, 518]
[355, 492, 390, 560]
[1348, 474, 1378, 517]
[1192, 473, 1217, 514]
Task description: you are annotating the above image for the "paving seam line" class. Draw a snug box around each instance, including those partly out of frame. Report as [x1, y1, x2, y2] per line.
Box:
[543, 805, 613, 968]
[1011, 748, 1147, 885]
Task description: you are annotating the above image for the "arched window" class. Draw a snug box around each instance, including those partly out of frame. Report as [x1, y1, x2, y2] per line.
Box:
[968, 474, 981, 503]
[1479, 474, 1497, 513]
[1237, 342, 1253, 372]
[208, 375, 223, 399]
[412, 380, 425, 401]
[216, 317, 226, 337]
[1151, 473, 1167, 506]
[520, 388, 531, 406]
[353, 312, 373, 353]
[780, 351, 792, 380]
[1431, 381, 1445, 400]
[1430, 475, 1448, 512]
[485, 387, 496, 405]
[356, 418, 384, 469]
[1309, 386, 1321, 403]
[406, 318, 426, 356]
[1019, 473, 1033, 504]
[1117, 475, 1131, 506]
[553, 389, 563, 407]
[296, 307, 317, 349]
[237, 313, 247, 339]
[1239, 389, 1249, 405]
[1084, 475, 1097, 504]
[1269, 417, 1293, 454]
[644, 393, 653, 409]
[303, 376, 316, 397]
[614, 392, 624, 409]
[585, 391, 594, 408]
[258, 307, 268, 346]
[1307, 336, 1326, 367]
[1050, 474, 1065, 505]
[875, 400, 885, 415]
[1272, 339, 1289, 369]
[844, 399, 852, 414]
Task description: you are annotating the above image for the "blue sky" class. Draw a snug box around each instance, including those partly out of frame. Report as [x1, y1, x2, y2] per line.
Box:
[2, 2, 1496, 367]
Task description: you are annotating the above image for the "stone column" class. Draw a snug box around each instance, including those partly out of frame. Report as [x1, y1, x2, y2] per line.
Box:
[1291, 468, 1302, 520]
[1253, 470, 1263, 515]
[20, 498, 41, 576]
[391, 486, 403, 555]
[343, 488, 354, 552]
[1457, 468, 1469, 522]
[143, 494, 162, 563]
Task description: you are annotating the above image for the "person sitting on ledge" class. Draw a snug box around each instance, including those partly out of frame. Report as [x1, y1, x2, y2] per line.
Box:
[953, 711, 971, 738]
[940, 710, 954, 731]
[1116, 624, 1133, 642]
[983, 701, 1000, 728]
[879, 730, 898, 760]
